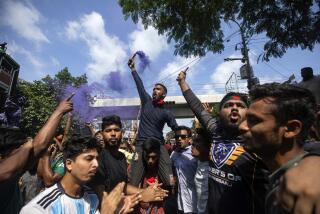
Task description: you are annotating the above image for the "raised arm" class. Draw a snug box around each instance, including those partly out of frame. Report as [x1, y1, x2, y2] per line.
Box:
[85, 122, 98, 137]
[37, 147, 62, 187]
[0, 138, 33, 182]
[32, 94, 74, 157]
[61, 112, 73, 148]
[0, 95, 73, 183]
[177, 71, 218, 135]
[128, 57, 150, 103]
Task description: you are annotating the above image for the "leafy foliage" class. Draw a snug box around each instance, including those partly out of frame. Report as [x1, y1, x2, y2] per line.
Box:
[17, 68, 87, 137]
[119, 0, 320, 60]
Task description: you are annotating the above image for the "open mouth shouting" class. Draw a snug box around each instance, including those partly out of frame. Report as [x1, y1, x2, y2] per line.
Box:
[230, 111, 240, 123]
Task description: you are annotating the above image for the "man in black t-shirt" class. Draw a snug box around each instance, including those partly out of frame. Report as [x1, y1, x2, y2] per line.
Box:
[90, 115, 169, 203]
[90, 115, 128, 193]
[177, 71, 269, 214]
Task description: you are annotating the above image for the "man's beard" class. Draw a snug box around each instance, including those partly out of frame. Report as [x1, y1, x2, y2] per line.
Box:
[106, 138, 120, 147]
[220, 117, 240, 131]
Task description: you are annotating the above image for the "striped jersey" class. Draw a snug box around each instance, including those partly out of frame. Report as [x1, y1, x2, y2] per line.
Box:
[20, 183, 99, 214]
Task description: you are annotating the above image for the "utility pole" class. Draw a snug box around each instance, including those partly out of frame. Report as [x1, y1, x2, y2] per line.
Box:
[224, 19, 259, 90]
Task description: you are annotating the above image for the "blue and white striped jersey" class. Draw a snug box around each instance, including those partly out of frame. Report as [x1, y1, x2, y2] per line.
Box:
[20, 183, 99, 214]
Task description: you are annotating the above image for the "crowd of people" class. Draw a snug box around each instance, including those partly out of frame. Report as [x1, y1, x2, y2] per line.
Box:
[0, 56, 319, 214]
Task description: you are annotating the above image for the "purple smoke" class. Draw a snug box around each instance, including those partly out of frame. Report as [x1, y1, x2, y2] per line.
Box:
[103, 71, 125, 92]
[62, 79, 133, 122]
[135, 51, 150, 72]
[63, 84, 93, 122]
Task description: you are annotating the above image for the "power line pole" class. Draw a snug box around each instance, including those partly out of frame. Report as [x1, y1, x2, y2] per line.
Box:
[224, 19, 259, 90]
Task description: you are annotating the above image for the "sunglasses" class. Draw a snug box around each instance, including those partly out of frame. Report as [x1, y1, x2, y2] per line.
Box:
[175, 135, 188, 140]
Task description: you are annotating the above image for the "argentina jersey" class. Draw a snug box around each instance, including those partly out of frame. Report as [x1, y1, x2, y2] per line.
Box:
[20, 183, 99, 214]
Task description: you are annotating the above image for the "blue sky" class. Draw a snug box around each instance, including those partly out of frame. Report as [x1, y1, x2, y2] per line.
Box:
[1, 0, 319, 99]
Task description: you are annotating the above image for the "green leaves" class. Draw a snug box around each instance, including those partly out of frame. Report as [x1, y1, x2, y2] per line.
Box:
[17, 68, 87, 137]
[119, 0, 319, 60]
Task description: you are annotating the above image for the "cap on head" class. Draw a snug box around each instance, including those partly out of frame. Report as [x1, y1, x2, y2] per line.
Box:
[219, 92, 249, 110]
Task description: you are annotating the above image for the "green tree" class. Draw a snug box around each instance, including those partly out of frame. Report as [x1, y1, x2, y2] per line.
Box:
[119, 0, 319, 60]
[18, 79, 56, 137]
[42, 67, 87, 100]
[17, 68, 87, 137]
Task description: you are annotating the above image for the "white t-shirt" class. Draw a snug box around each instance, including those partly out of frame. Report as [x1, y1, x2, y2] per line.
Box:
[20, 183, 99, 214]
[195, 160, 209, 214]
[171, 146, 198, 213]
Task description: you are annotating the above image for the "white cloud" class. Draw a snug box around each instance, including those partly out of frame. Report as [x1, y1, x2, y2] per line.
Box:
[157, 56, 199, 94]
[0, 1, 49, 43]
[210, 53, 243, 83]
[258, 75, 285, 84]
[8, 41, 45, 70]
[209, 52, 257, 93]
[200, 84, 219, 95]
[6, 41, 46, 80]
[51, 57, 60, 67]
[128, 23, 169, 60]
[65, 21, 81, 40]
[65, 12, 127, 82]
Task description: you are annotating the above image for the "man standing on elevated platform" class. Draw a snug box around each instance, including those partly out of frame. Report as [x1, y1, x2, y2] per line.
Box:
[128, 56, 178, 187]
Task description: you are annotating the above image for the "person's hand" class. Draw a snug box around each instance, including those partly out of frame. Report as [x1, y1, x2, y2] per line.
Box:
[141, 180, 168, 202]
[278, 156, 320, 214]
[23, 137, 34, 150]
[85, 122, 93, 128]
[128, 55, 136, 71]
[118, 192, 141, 214]
[202, 102, 213, 114]
[176, 68, 188, 83]
[47, 143, 58, 157]
[55, 93, 74, 115]
[100, 182, 125, 214]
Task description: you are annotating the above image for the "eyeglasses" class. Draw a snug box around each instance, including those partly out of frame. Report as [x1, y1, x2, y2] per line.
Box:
[175, 135, 188, 140]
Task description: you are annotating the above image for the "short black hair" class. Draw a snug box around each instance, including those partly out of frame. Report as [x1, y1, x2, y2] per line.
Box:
[175, 125, 192, 137]
[192, 128, 211, 150]
[143, 138, 161, 155]
[250, 83, 316, 143]
[101, 115, 122, 130]
[219, 92, 249, 110]
[0, 127, 26, 155]
[55, 127, 64, 137]
[63, 137, 101, 162]
[301, 67, 313, 73]
[143, 138, 161, 163]
[155, 83, 167, 95]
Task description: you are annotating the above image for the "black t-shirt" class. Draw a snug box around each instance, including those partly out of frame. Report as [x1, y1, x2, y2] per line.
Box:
[207, 140, 269, 214]
[90, 148, 128, 192]
[183, 89, 270, 214]
[0, 175, 24, 214]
